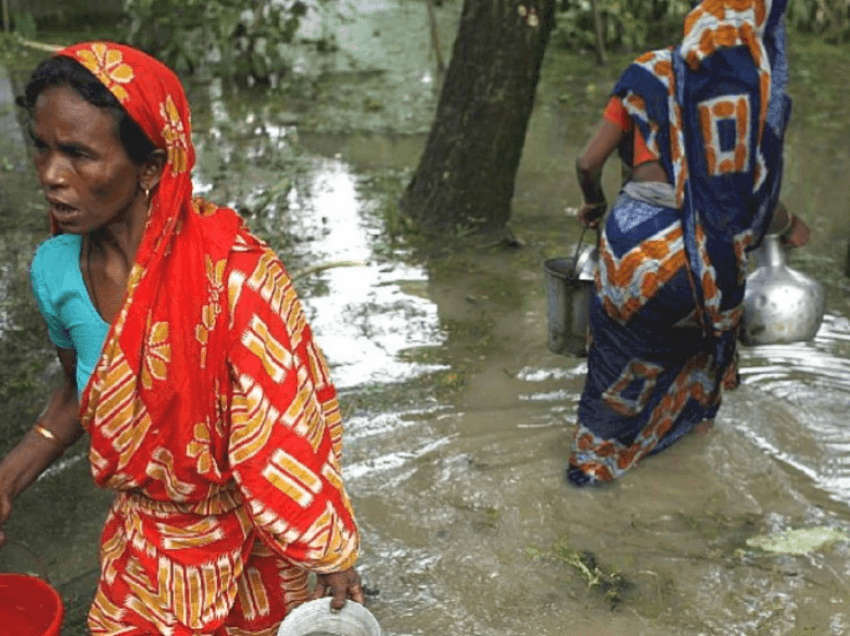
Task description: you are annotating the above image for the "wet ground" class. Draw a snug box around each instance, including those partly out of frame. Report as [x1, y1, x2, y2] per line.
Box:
[3, 3, 850, 635]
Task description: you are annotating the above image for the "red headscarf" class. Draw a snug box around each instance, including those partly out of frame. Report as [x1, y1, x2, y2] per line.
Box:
[51, 41, 244, 448]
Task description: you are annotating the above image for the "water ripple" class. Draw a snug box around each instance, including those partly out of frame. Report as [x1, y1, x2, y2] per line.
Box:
[734, 313, 850, 504]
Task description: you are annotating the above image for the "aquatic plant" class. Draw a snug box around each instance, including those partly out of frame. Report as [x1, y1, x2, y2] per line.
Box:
[526, 535, 628, 606]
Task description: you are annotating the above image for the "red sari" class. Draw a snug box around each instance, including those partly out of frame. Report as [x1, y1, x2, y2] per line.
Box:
[56, 42, 359, 635]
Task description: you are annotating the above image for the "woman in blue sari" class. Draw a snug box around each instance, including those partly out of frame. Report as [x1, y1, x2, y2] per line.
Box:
[570, 0, 810, 486]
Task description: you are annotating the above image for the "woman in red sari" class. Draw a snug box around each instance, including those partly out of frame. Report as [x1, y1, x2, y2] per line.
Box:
[0, 42, 363, 635]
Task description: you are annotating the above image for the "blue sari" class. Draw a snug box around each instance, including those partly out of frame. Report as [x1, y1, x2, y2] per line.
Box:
[569, 0, 791, 486]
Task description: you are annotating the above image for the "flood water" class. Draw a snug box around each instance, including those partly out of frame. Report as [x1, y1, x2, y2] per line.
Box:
[3, 5, 850, 636]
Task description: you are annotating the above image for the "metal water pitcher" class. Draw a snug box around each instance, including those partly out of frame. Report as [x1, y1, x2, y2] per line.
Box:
[740, 233, 825, 345]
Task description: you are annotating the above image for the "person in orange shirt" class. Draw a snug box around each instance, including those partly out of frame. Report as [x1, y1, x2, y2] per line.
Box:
[568, 0, 809, 486]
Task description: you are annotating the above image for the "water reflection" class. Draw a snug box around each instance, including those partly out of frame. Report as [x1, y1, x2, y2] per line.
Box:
[285, 156, 447, 388]
[734, 313, 850, 505]
[194, 84, 448, 389]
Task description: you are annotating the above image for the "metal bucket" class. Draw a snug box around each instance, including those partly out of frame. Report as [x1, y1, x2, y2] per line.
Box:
[544, 229, 598, 357]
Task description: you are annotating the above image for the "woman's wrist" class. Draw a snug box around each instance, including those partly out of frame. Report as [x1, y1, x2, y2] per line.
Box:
[779, 213, 796, 239]
[0, 439, 50, 502]
[770, 206, 793, 236]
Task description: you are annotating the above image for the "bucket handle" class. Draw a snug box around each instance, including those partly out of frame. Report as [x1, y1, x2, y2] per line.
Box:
[4, 539, 51, 584]
[572, 225, 601, 262]
[572, 226, 588, 263]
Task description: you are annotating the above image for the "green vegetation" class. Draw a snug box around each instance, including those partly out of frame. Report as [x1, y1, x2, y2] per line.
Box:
[553, 0, 850, 57]
[4, 1, 850, 89]
[552, 0, 692, 53]
[0, 32, 46, 71]
[787, 0, 850, 41]
[124, 0, 310, 84]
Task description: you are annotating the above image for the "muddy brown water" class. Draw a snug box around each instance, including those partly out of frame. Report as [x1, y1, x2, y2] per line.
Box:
[3, 8, 850, 636]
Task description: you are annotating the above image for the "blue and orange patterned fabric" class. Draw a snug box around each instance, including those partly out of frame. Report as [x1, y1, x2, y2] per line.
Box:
[49, 42, 359, 634]
[569, 0, 791, 485]
[603, 96, 661, 167]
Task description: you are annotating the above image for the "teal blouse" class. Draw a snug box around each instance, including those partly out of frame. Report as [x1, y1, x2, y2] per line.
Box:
[30, 234, 110, 395]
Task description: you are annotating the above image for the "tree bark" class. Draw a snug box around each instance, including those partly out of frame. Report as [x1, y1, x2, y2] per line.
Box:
[400, 0, 556, 235]
[590, 0, 606, 66]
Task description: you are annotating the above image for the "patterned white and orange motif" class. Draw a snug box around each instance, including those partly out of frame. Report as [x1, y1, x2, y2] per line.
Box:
[681, 0, 772, 145]
[596, 221, 687, 325]
[693, 223, 745, 334]
[698, 94, 752, 175]
[602, 359, 664, 417]
[161, 94, 190, 175]
[573, 352, 719, 482]
[630, 48, 691, 208]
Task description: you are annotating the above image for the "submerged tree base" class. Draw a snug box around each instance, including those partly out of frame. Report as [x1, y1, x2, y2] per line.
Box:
[400, 0, 556, 236]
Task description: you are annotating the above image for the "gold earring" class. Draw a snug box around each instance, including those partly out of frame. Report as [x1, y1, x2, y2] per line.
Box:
[144, 186, 151, 199]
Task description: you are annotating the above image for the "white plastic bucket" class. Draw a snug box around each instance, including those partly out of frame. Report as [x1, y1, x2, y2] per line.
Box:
[277, 599, 382, 636]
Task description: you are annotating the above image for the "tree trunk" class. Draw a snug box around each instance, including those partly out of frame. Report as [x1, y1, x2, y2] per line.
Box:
[400, 0, 556, 235]
[590, 0, 606, 66]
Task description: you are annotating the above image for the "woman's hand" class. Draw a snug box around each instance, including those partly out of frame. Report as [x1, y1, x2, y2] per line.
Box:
[0, 347, 82, 550]
[780, 213, 810, 248]
[313, 567, 366, 610]
[577, 201, 607, 229]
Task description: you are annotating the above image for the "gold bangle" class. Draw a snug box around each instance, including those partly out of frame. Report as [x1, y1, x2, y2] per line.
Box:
[33, 424, 64, 448]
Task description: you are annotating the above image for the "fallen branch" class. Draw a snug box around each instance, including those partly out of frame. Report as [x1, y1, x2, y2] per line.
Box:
[291, 260, 367, 281]
[20, 38, 62, 52]
[424, 0, 445, 80]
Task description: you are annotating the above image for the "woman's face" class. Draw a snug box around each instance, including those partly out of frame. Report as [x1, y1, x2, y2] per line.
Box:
[30, 85, 146, 234]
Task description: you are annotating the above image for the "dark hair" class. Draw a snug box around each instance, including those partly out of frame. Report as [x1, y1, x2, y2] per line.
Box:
[16, 55, 158, 164]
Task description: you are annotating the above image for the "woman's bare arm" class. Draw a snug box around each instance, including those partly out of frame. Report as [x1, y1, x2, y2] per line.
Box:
[0, 348, 83, 547]
[576, 119, 626, 227]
